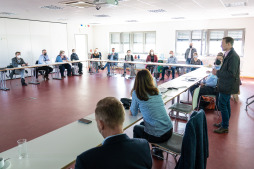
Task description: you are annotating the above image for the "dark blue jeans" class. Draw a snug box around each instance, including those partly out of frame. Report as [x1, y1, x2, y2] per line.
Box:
[218, 93, 231, 129]
[104, 62, 117, 73]
[161, 67, 175, 79]
[186, 58, 191, 73]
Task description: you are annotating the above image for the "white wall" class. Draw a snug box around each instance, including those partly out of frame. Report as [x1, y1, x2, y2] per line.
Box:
[92, 17, 254, 77]
[0, 18, 68, 67]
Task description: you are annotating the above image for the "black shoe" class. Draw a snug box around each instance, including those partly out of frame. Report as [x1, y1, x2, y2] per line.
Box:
[21, 78, 27, 86]
[79, 72, 83, 75]
[213, 123, 222, 128]
[107, 73, 110, 76]
[214, 127, 228, 134]
[9, 71, 14, 79]
[101, 67, 105, 70]
[160, 78, 164, 81]
[152, 148, 164, 160]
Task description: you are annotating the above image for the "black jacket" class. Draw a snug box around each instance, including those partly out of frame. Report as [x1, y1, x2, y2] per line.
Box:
[216, 48, 240, 94]
[124, 55, 134, 61]
[71, 53, 79, 61]
[75, 134, 152, 169]
[175, 110, 209, 169]
[185, 48, 197, 60]
[12, 57, 26, 67]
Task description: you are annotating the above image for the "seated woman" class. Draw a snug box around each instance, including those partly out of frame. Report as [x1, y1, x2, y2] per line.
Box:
[55, 50, 72, 78]
[146, 49, 158, 74]
[91, 48, 101, 73]
[130, 69, 173, 159]
[190, 52, 202, 71]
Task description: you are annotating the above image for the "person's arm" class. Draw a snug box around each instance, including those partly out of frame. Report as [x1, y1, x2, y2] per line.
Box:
[185, 49, 188, 60]
[155, 55, 158, 62]
[205, 76, 217, 87]
[146, 55, 149, 62]
[114, 53, 118, 60]
[217, 54, 239, 79]
[38, 56, 43, 64]
[70, 54, 74, 61]
[56, 56, 62, 62]
[130, 92, 139, 116]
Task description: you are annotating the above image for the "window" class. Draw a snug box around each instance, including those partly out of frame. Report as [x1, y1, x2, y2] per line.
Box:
[175, 29, 245, 57]
[176, 30, 206, 58]
[110, 32, 156, 54]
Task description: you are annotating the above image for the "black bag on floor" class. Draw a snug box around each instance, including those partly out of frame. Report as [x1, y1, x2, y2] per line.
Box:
[120, 98, 132, 110]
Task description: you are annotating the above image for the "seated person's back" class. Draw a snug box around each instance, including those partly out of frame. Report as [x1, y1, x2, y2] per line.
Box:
[75, 97, 152, 169]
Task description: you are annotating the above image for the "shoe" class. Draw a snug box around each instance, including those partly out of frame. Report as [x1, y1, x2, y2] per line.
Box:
[152, 148, 164, 160]
[214, 127, 228, 134]
[101, 67, 104, 70]
[160, 78, 164, 81]
[21, 78, 27, 86]
[122, 72, 126, 77]
[213, 123, 221, 128]
[79, 72, 83, 75]
[107, 73, 110, 76]
[9, 71, 14, 79]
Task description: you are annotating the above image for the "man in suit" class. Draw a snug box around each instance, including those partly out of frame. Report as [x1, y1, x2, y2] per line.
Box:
[11, 51, 28, 86]
[101, 48, 118, 76]
[71, 49, 83, 75]
[75, 97, 152, 169]
[185, 43, 197, 72]
[213, 37, 240, 134]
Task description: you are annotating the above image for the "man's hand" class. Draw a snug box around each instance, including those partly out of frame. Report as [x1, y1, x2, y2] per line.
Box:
[129, 111, 132, 116]
[212, 68, 217, 75]
[200, 83, 205, 87]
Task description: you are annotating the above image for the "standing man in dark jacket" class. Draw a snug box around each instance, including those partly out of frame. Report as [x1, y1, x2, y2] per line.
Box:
[75, 97, 152, 169]
[185, 43, 197, 72]
[213, 37, 240, 134]
[71, 49, 83, 74]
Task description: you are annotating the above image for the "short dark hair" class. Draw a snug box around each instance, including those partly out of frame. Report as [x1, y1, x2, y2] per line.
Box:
[15, 52, 21, 55]
[95, 97, 125, 129]
[223, 37, 234, 46]
[72, 49, 75, 52]
[127, 50, 131, 53]
[42, 49, 46, 52]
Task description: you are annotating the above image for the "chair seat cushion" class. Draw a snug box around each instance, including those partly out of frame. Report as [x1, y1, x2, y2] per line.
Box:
[169, 103, 192, 113]
[154, 133, 183, 154]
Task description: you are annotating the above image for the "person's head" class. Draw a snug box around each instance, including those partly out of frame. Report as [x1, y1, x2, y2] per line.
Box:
[193, 52, 198, 60]
[112, 48, 115, 53]
[94, 48, 98, 54]
[95, 97, 125, 138]
[42, 49, 47, 55]
[189, 43, 193, 48]
[15, 52, 21, 58]
[215, 52, 224, 65]
[127, 50, 131, 55]
[221, 37, 234, 51]
[72, 49, 76, 53]
[131, 69, 159, 101]
[169, 51, 174, 57]
[149, 49, 154, 56]
[59, 50, 65, 56]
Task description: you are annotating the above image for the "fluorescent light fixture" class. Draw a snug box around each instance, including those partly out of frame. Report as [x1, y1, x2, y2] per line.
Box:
[231, 13, 249, 16]
[171, 17, 185, 19]
[0, 12, 16, 15]
[126, 20, 138, 22]
[41, 5, 64, 10]
[224, 1, 247, 7]
[148, 9, 166, 13]
[94, 14, 110, 17]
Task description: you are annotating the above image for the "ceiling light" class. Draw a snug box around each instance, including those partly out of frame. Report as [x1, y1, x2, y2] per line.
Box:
[94, 14, 110, 17]
[171, 17, 185, 20]
[126, 20, 138, 22]
[148, 9, 166, 13]
[231, 13, 249, 16]
[41, 5, 64, 10]
[0, 12, 16, 15]
[224, 2, 247, 7]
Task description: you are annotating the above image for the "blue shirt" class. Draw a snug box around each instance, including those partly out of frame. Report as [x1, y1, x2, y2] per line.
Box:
[130, 90, 173, 137]
[38, 54, 50, 64]
[166, 56, 177, 68]
[204, 74, 218, 88]
[56, 55, 63, 62]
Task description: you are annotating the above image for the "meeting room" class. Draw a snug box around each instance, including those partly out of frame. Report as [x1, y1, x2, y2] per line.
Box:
[1, 0, 254, 169]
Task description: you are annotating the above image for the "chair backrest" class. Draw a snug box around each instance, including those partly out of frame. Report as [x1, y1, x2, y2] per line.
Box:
[192, 87, 201, 110]
[35, 60, 39, 64]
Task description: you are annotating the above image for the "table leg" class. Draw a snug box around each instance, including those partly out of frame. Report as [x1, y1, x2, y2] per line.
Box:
[28, 68, 40, 85]
[0, 71, 10, 91]
[53, 66, 62, 80]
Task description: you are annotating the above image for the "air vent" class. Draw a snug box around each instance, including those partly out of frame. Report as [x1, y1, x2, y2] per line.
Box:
[171, 17, 185, 20]
[41, 5, 64, 10]
[148, 9, 166, 13]
[231, 13, 249, 16]
[94, 14, 110, 17]
[224, 1, 247, 7]
[126, 20, 138, 22]
[0, 12, 16, 15]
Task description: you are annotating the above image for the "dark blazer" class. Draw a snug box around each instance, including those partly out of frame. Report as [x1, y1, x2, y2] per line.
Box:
[185, 48, 197, 60]
[175, 110, 209, 169]
[71, 53, 79, 61]
[12, 57, 26, 67]
[75, 134, 152, 169]
[124, 55, 134, 61]
[216, 48, 240, 94]
[108, 53, 119, 60]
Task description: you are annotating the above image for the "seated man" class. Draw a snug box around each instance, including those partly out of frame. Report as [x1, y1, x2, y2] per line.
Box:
[122, 50, 134, 77]
[160, 51, 177, 81]
[70, 49, 83, 75]
[11, 51, 28, 86]
[75, 97, 152, 169]
[189, 68, 219, 109]
[55, 50, 72, 78]
[36, 49, 53, 80]
[101, 48, 118, 76]
[190, 52, 202, 71]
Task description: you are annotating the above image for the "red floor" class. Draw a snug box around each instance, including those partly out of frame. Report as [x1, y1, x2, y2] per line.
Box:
[0, 71, 254, 169]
